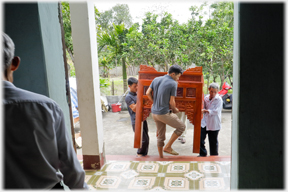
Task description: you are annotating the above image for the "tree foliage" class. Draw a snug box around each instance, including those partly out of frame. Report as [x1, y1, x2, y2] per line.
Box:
[61, 2, 234, 92]
[96, 4, 132, 31]
[61, 2, 74, 64]
[61, 2, 100, 66]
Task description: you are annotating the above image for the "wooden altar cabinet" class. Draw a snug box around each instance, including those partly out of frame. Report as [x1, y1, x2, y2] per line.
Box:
[134, 65, 204, 153]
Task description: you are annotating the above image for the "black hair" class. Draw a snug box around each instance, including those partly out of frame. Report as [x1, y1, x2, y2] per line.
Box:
[128, 77, 138, 86]
[168, 65, 183, 75]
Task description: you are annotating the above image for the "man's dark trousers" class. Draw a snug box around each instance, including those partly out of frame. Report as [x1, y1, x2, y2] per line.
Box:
[132, 120, 149, 156]
[199, 127, 219, 156]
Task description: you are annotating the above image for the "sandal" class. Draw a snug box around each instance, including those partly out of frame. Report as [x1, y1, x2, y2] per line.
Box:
[164, 149, 179, 155]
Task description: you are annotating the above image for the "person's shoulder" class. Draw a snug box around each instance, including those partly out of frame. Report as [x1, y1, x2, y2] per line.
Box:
[125, 92, 132, 101]
[215, 94, 222, 101]
[165, 75, 175, 83]
[204, 94, 210, 101]
[172, 80, 177, 86]
[4, 83, 59, 107]
[153, 76, 162, 82]
[125, 92, 132, 97]
[150, 76, 161, 87]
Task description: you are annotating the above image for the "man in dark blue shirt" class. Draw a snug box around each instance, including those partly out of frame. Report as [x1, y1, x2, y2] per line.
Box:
[146, 65, 186, 158]
[125, 77, 149, 157]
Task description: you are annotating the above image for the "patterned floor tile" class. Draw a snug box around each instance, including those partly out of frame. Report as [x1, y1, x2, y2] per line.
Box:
[128, 177, 156, 190]
[157, 161, 173, 165]
[137, 162, 159, 173]
[150, 186, 166, 191]
[215, 161, 230, 165]
[199, 177, 225, 190]
[84, 175, 92, 183]
[87, 184, 95, 190]
[166, 163, 190, 173]
[198, 162, 222, 173]
[83, 160, 231, 190]
[94, 171, 103, 176]
[95, 176, 121, 189]
[106, 162, 131, 172]
[84, 170, 97, 175]
[184, 170, 204, 180]
[164, 177, 189, 190]
[121, 170, 139, 179]
[157, 173, 166, 177]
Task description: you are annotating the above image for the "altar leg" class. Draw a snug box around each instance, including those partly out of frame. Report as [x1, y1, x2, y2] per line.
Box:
[134, 81, 144, 148]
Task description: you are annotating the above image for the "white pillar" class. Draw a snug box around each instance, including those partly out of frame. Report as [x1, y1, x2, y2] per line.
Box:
[70, 2, 105, 169]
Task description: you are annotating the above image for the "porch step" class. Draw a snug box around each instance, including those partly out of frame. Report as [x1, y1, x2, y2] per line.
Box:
[106, 155, 230, 161]
[77, 154, 230, 162]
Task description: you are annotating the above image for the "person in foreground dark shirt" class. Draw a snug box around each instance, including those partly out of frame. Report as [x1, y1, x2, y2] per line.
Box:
[3, 32, 88, 189]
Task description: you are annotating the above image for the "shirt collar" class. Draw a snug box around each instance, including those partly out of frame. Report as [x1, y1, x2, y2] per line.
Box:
[3, 80, 15, 88]
[129, 91, 137, 96]
[165, 75, 173, 80]
[209, 94, 220, 101]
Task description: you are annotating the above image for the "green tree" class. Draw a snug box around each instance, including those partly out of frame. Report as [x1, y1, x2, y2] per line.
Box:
[186, 2, 233, 90]
[98, 23, 134, 92]
[96, 2, 234, 93]
[96, 4, 132, 31]
[96, 9, 113, 31]
[61, 2, 74, 64]
[112, 4, 132, 27]
[208, 2, 234, 89]
[61, 2, 101, 67]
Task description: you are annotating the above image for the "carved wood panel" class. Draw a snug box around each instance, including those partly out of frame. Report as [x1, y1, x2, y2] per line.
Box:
[177, 88, 183, 97]
[143, 86, 149, 95]
[186, 88, 196, 97]
[143, 108, 151, 121]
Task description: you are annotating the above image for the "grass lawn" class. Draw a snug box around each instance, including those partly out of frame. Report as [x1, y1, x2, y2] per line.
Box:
[100, 76, 138, 96]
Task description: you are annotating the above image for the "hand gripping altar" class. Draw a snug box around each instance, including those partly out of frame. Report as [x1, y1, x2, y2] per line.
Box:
[134, 65, 204, 153]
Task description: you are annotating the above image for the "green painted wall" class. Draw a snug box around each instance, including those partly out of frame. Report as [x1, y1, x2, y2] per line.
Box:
[38, 3, 71, 136]
[4, 3, 49, 96]
[4, 3, 72, 138]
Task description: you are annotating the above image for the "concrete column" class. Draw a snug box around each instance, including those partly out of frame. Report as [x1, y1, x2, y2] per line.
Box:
[70, 2, 105, 169]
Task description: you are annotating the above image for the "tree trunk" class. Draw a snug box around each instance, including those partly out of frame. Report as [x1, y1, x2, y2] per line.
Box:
[213, 75, 217, 83]
[206, 75, 210, 94]
[220, 75, 225, 90]
[122, 57, 127, 93]
[163, 62, 167, 72]
[115, 58, 117, 75]
[67, 48, 74, 64]
[219, 60, 225, 90]
[111, 80, 114, 95]
[228, 75, 233, 86]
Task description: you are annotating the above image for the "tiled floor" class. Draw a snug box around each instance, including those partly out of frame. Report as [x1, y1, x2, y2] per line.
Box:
[79, 155, 231, 191]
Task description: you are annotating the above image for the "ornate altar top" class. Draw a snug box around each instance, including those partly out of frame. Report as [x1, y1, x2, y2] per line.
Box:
[138, 65, 203, 82]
